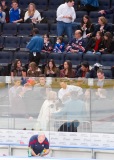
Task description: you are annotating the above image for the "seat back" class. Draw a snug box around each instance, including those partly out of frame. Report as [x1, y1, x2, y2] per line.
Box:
[103, 69, 112, 79]
[50, 24, 57, 36]
[14, 51, 29, 65]
[4, 37, 20, 49]
[2, 23, 17, 36]
[39, 52, 47, 67]
[18, 23, 33, 36]
[83, 54, 101, 66]
[48, 0, 64, 10]
[0, 51, 13, 64]
[32, 0, 48, 11]
[20, 37, 31, 49]
[19, 0, 32, 9]
[65, 53, 82, 67]
[48, 53, 65, 67]
[34, 24, 49, 35]
[101, 54, 114, 67]
[42, 10, 56, 23]
[99, 0, 110, 10]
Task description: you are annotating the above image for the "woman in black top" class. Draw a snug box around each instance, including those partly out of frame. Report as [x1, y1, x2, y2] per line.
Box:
[80, 15, 94, 38]
[100, 32, 114, 54]
[92, 16, 111, 37]
[11, 59, 26, 77]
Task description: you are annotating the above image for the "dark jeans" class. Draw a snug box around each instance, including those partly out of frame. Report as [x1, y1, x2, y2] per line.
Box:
[57, 21, 72, 41]
[29, 52, 41, 66]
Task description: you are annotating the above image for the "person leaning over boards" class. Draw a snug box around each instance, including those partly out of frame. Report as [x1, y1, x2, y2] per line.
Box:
[26, 28, 44, 66]
[28, 133, 49, 157]
[56, 0, 76, 41]
[24, 3, 41, 24]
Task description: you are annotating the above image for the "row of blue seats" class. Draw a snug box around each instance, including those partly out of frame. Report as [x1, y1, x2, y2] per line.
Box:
[0, 51, 114, 68]
[5, 0, 113, 11]
[0, 23, 114, 38]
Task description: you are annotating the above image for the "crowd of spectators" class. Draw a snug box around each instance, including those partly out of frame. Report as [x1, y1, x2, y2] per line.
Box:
[0, 0, 114, 79]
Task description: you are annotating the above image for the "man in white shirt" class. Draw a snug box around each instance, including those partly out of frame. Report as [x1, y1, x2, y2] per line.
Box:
[58, 79, 83, 104]
[56, 0, 76, 40]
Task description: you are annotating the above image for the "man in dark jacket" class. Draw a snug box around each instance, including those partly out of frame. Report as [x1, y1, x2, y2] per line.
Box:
[76, 61, 97, 78]
[99, 7, 114, 15]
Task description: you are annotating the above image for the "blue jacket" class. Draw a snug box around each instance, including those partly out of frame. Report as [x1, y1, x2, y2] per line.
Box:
[81, 0, 99, 7]
[26, 35, 43, 52]
[9, 8, 21, 22]
[53, 42, 65, 53]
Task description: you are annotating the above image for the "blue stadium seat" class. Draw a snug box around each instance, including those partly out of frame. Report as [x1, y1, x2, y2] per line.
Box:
[20, 37, 31, 52]
[83, 54, 101, 66]
[48, 0, 64, 10]
[72, 23, 81, 33]
[34, 23, 49, 35]
[0, 51, 13, 66]
[14, 51, 29, 65]
[42, 10, 56, 23]
[3, 37, 20, 51]
[2, 23, 17, 36]
[18, 23, 33, 37]
[19, 0, 32, 10]
[103, 69, 112, 79]
[89, 12, 102, 23]
[99, 0, 110, 10]
[101, 54, 114, 67]
[39, 52, 47, 67]
[50, 24, 57, 36]
[65, 53, 82, 68]
[0, 37, 4, 50]
[74, 11, 88, 23]
[33, 0, 48, 12]
[111, 0, 114, 8]
[48, 53, 65, 67]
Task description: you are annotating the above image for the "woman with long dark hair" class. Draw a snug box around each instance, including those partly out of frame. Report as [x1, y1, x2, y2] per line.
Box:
[80, 15, 94, 38]
[60, 60, 75, 78]
[44, 59, 59, 77]
[100, 32, 114, 54]
[42, 34, 53, 53]
[11, 59, 26, 77]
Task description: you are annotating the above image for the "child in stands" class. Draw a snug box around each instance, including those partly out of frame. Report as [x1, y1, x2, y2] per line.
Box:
[53, 36, 65, 53]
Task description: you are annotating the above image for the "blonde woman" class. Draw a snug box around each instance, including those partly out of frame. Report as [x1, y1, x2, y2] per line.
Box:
[93, 16, 111, 36]
[24, 3, 41, 24]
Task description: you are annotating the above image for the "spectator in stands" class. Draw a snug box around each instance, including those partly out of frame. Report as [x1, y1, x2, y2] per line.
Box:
[1, 0, 9, 22]
[27, 62, 41, 77]
[100, 32, 114, 54]
[79, 0, 99, 11]
[53, 36, 65, 53]
[66, 30, 86, 54]
[28, 133, 49, 156]
[60, 60, 75, 78]
[97, 69, 105, 88]
[85, 31, 104, 55]
[24, 3, 41, 24]
[11, 59, 26, 77]
[44, 59, 59, 77]
[80, 15, 94, 38]
[58, 79, 83, 104]
[26, 28, 44, 66]
[76, 61, 97, 78]
[92, 16, 111, 36]
[42, 34, 53, 53]
[0, 5, 6, 23]
[56, 0, 76, 40]
[9, 1, 24, 23]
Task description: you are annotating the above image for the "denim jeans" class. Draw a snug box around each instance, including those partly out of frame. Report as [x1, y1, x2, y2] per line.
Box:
[86, 51, 101, 55]
[57, 21, 72, 41]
